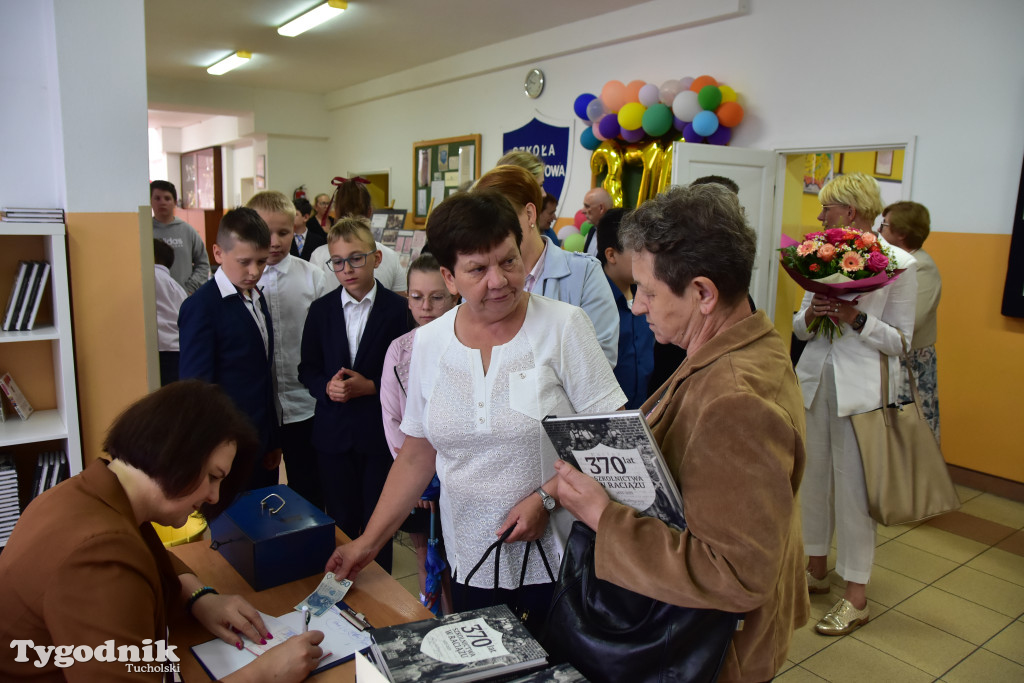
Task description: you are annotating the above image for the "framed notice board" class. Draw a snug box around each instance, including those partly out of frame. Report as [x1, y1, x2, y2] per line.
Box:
[412, 134, 481, 224]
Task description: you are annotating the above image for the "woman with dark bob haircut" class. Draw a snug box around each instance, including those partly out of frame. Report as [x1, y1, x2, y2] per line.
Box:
[327, 191, 624, 635]
[554, 183, 809, 681]
[0, 381, 324, 682]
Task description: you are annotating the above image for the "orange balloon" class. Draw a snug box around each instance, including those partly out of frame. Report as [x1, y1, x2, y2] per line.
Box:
[690, 75, 718, 92]
[601, 80, 628, 113]
[716, 101, 744, 128]
[624, 79, 646, 103]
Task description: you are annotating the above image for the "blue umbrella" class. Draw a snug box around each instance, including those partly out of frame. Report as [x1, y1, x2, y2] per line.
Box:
[421, 475, 445, 615]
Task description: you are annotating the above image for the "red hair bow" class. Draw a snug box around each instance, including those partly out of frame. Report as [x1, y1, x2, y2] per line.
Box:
[332, 176, 370, 186]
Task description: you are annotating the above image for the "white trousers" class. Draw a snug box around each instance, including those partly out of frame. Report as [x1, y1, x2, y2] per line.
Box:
[801, 356, 876, 585]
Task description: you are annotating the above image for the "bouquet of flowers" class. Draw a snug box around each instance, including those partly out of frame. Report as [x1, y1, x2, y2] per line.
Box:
[779, 227, 904, 341]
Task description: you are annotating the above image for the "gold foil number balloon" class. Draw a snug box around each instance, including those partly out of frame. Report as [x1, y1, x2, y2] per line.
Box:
[590, 141, 623, 208]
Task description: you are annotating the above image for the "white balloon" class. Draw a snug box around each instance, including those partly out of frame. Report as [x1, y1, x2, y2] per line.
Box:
[672, 90, 702, 122]
[658, 79, 682, 106]
[557, 225, 581, 240]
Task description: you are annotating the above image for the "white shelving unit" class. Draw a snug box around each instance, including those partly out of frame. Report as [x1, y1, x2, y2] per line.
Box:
[0, 222, 81, 476]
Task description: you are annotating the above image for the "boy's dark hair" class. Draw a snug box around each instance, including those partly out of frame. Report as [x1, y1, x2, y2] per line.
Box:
[216, 207, 271, 251]
[150, 180, 178, 202]
[542, 194, 558, 210]
[153, 239, 175, 268]
[426, 191, 522, 272]
[692, 175, 740, 195]
[294, 197, 313, 218]
[595, 207, 629, 266]
[103, 380, 259, 506]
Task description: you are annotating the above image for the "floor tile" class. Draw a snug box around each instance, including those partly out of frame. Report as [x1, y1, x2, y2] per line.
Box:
[397, 574, 420, 600]
[995, 529, 1024, 558]
[934, 565, 1024, 618]
[895, 586, 1013, 645]
[958, 493, 1024, 529]
[924, 510, 1017, 546]
[876, 519, 920, 539]
[786, 622, 836, 664]
[850, 609, 975, 677]
[872, 539, 959, 583]
[390, 540, 420, 580]
[943, 648, 1024, 683]
[774, 665, 827, 682]
[801, 636, 933, 683]
[775, 659, 796, 676]
[897, 524, 990, 564]
[967, 547, 1024, 587]
[864, 564, 926, 608]
[984, 620, 1024, 666]
[955, 484, 983, 504]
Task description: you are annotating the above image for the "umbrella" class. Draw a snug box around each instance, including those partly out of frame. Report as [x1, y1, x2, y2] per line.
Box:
[421, 475, 445, 615]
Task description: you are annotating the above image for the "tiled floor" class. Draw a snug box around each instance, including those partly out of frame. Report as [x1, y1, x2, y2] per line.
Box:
[389, 486, 1024, 682]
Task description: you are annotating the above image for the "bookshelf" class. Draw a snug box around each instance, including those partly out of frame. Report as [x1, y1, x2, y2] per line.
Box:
[0, 222, 81, 479]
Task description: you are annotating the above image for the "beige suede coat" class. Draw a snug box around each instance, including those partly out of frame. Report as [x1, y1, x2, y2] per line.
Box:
[596, 311, 810, 682]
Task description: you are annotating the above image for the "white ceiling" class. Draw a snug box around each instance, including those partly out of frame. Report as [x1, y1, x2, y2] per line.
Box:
[145, 0, 653, 96]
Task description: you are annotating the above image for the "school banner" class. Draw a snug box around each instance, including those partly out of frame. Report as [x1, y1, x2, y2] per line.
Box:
[502, 117, 571, 202]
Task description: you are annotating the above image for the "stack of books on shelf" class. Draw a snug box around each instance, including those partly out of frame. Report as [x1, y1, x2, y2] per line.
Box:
[0, 373, 33, 421]
[28, 450, 68, 504]
[1, 260, 51, 331]
[1, 207, 65, 223]
[0, 454, 19, 548]
[365, 604, 549, 682]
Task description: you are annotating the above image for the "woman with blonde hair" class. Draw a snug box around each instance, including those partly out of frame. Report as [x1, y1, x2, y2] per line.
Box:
[473, 165, 618, 367]
[497, 149, 545, 188]
[794, 172, 918, 635]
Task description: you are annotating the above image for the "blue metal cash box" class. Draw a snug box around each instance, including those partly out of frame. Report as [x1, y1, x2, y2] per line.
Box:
[209, 485, 336, 591]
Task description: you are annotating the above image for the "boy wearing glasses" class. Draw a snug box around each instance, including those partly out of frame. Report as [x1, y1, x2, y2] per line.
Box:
[299, 217, 409, 572]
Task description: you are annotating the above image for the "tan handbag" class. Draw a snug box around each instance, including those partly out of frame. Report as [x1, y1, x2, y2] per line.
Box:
[850, 334, 960, 526]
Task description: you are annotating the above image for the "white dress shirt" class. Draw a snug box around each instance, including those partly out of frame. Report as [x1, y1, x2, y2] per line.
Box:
[258, 255, 328, 424]
[154, 264, 187, 352]
[524, 239, 548, 293]
[341, 281, 378, 365]
[214, 267, 269, 357]
[310, 241, 408, 293]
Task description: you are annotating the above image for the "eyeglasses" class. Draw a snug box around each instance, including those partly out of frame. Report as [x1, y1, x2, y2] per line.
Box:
[820, 204, 847, 211]
[327, 251, 375, 272]
[879, 221, 891, 228]
[409, 293, 450, 307]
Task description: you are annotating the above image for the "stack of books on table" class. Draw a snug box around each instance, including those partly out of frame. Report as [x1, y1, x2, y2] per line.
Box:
[365, 605, 550, 682]
[1, 207, 65, 223]
[27, 450, 68, 504]
[0, 454, 20, 548]
[2, 260, 51, 331]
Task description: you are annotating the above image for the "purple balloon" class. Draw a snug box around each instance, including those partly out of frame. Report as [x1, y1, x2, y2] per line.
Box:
[673, 116, 687, 132]
[638, 83, 661, 107]
[574, 93, 597, 121]
[682, 122, 705, 144]
[679, 76, 695, 90]
[706, 125, 732, 146]
[621, 127, 646, 143]
[598, 113, 621, 140]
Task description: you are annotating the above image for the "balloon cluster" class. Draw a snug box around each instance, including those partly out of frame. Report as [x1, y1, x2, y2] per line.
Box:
[574, 76, 744, 151]
[556, 210, 593, 251]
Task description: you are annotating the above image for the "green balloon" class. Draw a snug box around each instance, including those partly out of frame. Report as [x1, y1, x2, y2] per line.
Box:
[562, 233, 586, 252]
[642, 103, 673, 137]
[698, 85, 722, 111]
[579, 220, 595, 236]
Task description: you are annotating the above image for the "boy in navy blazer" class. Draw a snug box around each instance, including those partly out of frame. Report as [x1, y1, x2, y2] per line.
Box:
[179, 207, 280, 490]
[299, 217, 408, 572]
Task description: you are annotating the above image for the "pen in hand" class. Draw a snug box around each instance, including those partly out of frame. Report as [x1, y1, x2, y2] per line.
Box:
[302, 605, 310, 633]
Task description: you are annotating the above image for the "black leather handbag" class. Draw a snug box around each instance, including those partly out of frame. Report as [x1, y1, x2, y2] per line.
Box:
[541, 521, 741, 683]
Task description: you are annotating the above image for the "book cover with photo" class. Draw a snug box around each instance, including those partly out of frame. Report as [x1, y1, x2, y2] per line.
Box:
[542, 410, 685, 529]
[369, 604, 547, 683]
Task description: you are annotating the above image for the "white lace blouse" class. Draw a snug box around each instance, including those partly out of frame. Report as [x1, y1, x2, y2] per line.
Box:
[401, 294, 625, 589]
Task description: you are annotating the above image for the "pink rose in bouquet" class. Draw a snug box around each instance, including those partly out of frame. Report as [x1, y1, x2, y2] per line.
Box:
[865, 250, 889, 273]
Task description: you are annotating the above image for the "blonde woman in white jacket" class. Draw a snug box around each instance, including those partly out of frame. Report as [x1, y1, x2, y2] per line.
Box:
[793, 173, 917, 636]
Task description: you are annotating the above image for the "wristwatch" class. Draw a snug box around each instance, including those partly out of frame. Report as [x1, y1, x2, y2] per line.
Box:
[534, 487, 556, 511]
[852, 312, 868, 332]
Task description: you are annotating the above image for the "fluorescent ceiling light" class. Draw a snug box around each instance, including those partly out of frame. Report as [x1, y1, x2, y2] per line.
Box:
[278, 0, 348, 37]
[207, 51, 252, 75]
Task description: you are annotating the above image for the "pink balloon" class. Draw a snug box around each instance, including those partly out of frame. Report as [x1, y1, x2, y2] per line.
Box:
[574, 210, 586, 228]
[592, 121, 607, 141]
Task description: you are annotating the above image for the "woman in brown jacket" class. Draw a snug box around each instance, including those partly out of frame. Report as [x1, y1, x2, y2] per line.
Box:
[0, 381, 323, 682]
[556, 183, 810, 682]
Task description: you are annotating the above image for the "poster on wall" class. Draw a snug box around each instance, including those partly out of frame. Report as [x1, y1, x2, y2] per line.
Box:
[502, 117, 570, 204]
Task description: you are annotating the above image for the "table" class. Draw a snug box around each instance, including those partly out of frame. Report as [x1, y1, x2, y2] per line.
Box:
[169, 529, 433, 681]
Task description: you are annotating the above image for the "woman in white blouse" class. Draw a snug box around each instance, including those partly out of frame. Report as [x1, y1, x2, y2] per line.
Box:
[794, 173, 917, 636]
[327, 191, 625, 633]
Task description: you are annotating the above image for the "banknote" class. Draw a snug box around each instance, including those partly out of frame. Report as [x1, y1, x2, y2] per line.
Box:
[295, 572, 353, 617]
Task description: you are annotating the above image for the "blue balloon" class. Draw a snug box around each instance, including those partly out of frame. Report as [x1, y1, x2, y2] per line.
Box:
[580, 127, 601, 150]
[692, 110, 720, 137]
[574, 93, 597, 121]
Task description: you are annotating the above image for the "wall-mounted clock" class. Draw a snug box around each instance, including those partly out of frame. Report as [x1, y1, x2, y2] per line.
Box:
[524, 68, 545, 99]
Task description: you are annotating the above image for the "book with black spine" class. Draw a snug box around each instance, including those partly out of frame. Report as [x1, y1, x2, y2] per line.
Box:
[369, 605, 547, 683]
[10, 262, 39, 331]
[542, 410, 686, 529]
[21, 261, 50, 331]
[0, 454, 20, 547]
[2, 262, 30, 331]
[0, 373, 34, 421]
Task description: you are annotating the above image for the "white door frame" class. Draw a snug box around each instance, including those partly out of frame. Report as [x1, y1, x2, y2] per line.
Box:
[772, 135, 917, 200]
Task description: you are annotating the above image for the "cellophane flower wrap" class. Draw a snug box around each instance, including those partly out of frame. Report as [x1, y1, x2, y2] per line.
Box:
[779, 227, 904, 341]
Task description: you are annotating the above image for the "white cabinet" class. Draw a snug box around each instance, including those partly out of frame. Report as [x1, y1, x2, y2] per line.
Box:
[0, 223, 81, 476]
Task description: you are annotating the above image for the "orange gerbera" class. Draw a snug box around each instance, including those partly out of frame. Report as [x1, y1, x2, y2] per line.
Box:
[840, 251, 864, 273]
